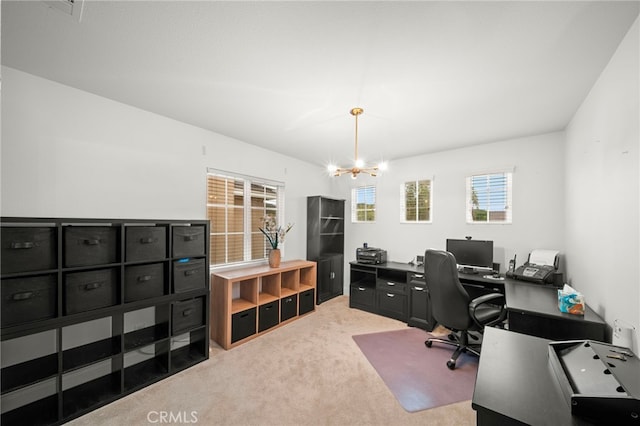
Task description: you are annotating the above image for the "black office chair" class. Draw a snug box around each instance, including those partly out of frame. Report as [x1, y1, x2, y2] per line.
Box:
[424, 249, 506, 370]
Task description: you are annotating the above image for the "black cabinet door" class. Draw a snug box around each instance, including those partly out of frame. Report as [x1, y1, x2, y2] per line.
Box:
[331, 255, 343, 295]
[317, 254, 343, 304]
[317, 257, 332, 304]
[408, 283, 435, 331]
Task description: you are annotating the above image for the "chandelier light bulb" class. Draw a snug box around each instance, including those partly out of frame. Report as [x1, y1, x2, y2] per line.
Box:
[355, 158, 364, 168]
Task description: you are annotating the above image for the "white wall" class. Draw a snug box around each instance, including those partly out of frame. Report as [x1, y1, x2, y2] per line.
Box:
[333, 132, 566, 284]
[0, 66, 330, 261]
[565, 17, 639, 351]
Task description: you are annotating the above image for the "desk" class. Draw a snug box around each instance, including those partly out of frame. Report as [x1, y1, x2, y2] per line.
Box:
[349, 261, 434, 328]
[458, 271, 509, 299]
[472, 327, 592, 425]
[349, 261, 607, 342]
[504, 281, 607, 341]
[349, 261, 510, 328]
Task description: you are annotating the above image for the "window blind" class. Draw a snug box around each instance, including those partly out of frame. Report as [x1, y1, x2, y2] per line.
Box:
[351, 185, 376, 222]
[207, 170, 284, 267]
[466, 172, 512, 223]
[401, 179, 432, 222]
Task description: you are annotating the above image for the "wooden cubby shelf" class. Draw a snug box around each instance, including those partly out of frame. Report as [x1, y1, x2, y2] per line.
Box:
[211, 260, 317, 349]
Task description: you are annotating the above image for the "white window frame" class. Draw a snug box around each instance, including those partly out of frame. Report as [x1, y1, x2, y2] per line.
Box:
[207, 169, 285, 268]
[351, 185, 376, 223]
[400, 178, 433, 223]
[465, 170, 513, 224]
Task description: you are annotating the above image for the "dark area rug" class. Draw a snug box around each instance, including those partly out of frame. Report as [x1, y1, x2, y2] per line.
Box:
[353, 327, 478, 412]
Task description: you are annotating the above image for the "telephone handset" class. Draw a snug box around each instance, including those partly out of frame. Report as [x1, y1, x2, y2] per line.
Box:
[507, 254, 516, 275]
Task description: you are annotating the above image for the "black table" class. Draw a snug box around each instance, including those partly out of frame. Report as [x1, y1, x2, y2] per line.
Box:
[504, 280, 607, 341]
[350, 261, 608, 342]
[458, 272, 607, 341]
[472, 327, 593, 425]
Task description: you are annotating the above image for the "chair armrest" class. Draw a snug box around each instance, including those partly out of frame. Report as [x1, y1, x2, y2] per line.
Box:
[469, 292, 506, 328]
[469, 292, 505, 308]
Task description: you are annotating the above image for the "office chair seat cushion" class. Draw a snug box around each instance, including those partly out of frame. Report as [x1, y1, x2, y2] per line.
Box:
[472, 304, 504, 324]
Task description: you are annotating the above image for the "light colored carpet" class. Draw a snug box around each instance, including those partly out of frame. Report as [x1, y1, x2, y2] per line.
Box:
[68, 296, 476, 426]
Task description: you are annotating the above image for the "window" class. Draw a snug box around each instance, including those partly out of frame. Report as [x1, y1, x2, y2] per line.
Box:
[466, 171, 512, 223]
[401, 179, 432, 223]
[207, 170, 284, 267]
[351, 185, 376, 222]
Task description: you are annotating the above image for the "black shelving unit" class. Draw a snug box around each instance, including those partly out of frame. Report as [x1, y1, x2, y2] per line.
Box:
[0, 217, 209, 425]
[306, 196, 345, 304]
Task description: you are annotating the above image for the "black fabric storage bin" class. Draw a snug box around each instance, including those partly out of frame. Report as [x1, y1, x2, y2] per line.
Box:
[64, 227, 118, 267]
[124, 263, 165, 302]
[299, 289, 315, 315]
[1, 227, 57, 274]
[125, 227, 167, 262]
[65, 268, 118, 314]
[1, 274, 57, 327]
[280, 294, 298, 322]
[173, 258, 206, 293]
[172, 298, 204, 335]
[258, 302, 279, 332]
[231, 308, 256, 343]
[172, 226, 205, 257]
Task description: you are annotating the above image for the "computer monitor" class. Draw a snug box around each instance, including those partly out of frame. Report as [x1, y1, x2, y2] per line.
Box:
[445, 239, 494, 273]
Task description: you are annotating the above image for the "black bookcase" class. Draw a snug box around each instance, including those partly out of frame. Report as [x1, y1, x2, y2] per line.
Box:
[0, 217, 209, 425]
[306, 196, 345, 304]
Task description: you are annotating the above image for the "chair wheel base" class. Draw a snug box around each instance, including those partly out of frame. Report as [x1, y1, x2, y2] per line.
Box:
[447, 360, 456, 370]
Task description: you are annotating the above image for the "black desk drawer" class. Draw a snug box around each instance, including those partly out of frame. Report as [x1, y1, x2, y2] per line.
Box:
[280, 294, 298, 321]
[64, 227, 118, 267]
[1, 227, 56, 274]
[376, 278, 407, 294]
[258, 302, 279, 332]
[2, 274, 57, 327]
[377, 290, 407, 322]
[65, 268, 118, 314]
[124, 263, 165, 302]
[350, 284, 376, 310]
[231, 308, 256, 343]
[172, 226, 205, 257]
[173, 258, 206, 293]
[299, 289, 315, 315]
[172, 298, 204, 335]
[125, 227, 166, 262]
[408, 272, 425, 284]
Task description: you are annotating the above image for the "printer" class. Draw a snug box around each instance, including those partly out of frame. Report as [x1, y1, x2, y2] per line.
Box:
[356, 247, 387, 264]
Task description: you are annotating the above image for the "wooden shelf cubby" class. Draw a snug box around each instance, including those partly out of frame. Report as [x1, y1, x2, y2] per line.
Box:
[258, 273, 280, 305]
[230, 278, 258, 314]
[211, 260, 316, 349]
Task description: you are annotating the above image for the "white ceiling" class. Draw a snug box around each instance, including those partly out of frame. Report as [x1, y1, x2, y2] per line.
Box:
[2, 1, 639, 168]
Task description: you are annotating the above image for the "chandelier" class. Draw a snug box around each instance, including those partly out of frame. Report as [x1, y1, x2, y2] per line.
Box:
[328, 107, 386, 178]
